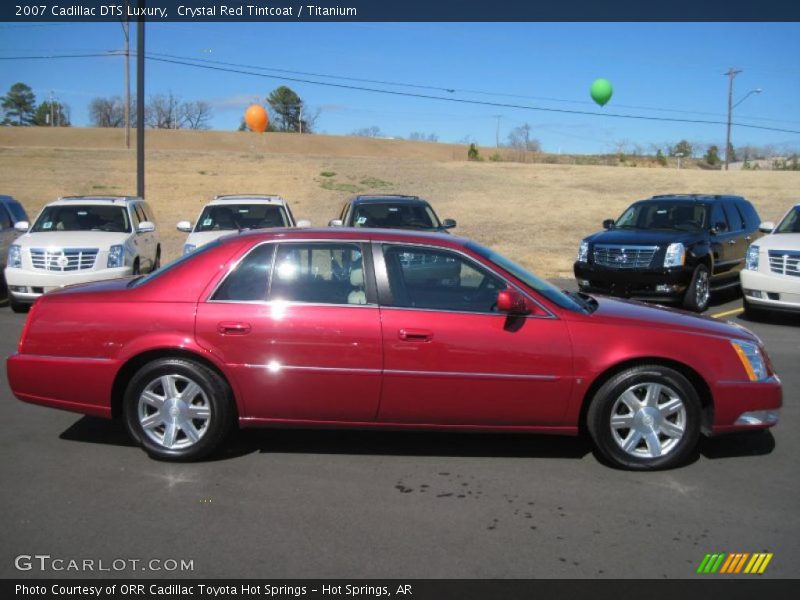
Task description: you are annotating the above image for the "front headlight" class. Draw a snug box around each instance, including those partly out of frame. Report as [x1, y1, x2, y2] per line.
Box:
[107, 245, 125, 268]
[7, 244, 22, 268]
[745, 245, 759, 271]
[663, 242, 685, 268]
[730, 340, 768, 382]
[577, 241, 589, 263]
[183, 244, 197, 255]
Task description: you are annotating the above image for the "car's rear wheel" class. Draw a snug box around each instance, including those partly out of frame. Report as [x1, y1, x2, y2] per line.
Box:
[153, 246, 161, 271]
[683, 264, 710, 312]
[123, 358, 234, 461]
[131, 258, 140, 276]
[587, 365, 701, 470]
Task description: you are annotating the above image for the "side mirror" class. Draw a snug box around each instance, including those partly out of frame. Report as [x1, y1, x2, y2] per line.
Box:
[710, 221, 728, 235]
[14, 221, 30, 232]
[496, 288, 529, 315]
[440, 218, 457, 229]
[176, 220, 193, 233]
[295, 219, 312, 228]
[328, 219, 343, 227]
[137, 221, 156, 233]
[602, 219, 615, 230]
[758, 221, 775, 234]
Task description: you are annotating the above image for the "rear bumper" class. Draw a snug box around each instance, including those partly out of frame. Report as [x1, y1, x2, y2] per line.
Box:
[574, 262, 690, 301]
[710, 376, 782, 435]
[6, 353, 118, 418]
[4, 267, 132, 304]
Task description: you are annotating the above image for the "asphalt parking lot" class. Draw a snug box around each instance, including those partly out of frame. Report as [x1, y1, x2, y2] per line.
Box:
[1, 287, 798, 579]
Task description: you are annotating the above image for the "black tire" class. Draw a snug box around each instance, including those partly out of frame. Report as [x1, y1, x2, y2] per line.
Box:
[131, 258, 140, 276]
[10, 296, 30, 313]
[153, 246, 161, 271]
[123, 358, 234, 461]
[743, 298, 766, 321]
[587, 365, 701, 470]
[683, 264, 710, 312]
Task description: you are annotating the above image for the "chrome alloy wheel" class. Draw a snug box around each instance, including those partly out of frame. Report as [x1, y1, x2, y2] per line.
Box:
[609, 382, 687, 458]
[695, 268, 710, 307]
[137, 374, 211, 450]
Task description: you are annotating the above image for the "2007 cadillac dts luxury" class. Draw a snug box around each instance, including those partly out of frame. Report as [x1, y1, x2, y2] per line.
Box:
[7, 229, 781, 469]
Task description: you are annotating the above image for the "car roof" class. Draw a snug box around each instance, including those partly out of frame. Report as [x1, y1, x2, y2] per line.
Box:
[210, 194, 286, 206]
[643, 194, 746, 204]
[216, 226, 469, 248]
[349, 195, 428, 205]
[49, 196, 143, 206]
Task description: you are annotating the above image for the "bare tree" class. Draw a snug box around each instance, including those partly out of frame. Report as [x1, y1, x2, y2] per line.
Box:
[409, 131, 439, 142]
[506, 123, 541, 152]
[89, 96, 125, 128]
[146, 92, 182, 129]
[351, 126, 383, 138]
[180, 100, 212, 130]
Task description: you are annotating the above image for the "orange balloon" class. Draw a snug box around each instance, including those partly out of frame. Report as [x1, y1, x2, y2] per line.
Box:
[244, 104, 268, 133]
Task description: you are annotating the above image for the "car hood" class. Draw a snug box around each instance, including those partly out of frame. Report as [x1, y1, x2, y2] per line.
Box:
[15, 231, 130, 249]
[186, 230, 239, 249]
[585, 295, 759, 343]
[754, 232, 800, 252]
[584, 229, 699, 246]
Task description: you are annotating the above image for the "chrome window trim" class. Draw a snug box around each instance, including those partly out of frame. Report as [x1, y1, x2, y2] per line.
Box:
[206, 238, 375, 306]
[377, 240, 557, 319]
[234, 363, 557, 381]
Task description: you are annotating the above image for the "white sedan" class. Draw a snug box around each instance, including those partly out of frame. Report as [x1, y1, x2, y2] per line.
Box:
[741, 203, 800, 316]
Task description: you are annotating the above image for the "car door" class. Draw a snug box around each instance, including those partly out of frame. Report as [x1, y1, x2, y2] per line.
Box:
[374, 243, 574, 426]
[722, 200, 750, 277]
[195, 240, 383, 422]
[708, 202, 739, 282]
[0, 204, 14, 268]
[138, 202, 158, 269]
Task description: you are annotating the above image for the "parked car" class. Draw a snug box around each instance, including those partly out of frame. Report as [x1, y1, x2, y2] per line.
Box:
[329, 195, 456, 232]
[574, 194, 763, 312]
[741, 203, 800, 317]
[177, 194, 309, 255]
[5, 196, 160, 313]
[7, 229, 781, 470]
[0, 195, 30, 293]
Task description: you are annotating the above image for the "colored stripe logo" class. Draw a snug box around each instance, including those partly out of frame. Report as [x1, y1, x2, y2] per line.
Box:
[696, 552, 773, 574]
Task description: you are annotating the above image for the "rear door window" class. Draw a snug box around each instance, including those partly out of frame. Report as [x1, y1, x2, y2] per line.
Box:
[723, 202, 745, 232]
[211, 243, 275, 302]
[710, 203, 729, 232]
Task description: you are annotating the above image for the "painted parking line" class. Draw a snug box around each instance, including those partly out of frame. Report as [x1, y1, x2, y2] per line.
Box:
[710, 307, 744, 319]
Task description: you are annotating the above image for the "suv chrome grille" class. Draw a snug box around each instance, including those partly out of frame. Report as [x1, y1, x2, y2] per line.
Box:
[768, 250, 800, 277]
[30, 248, 99, 272]
[593, 244, 658, 269]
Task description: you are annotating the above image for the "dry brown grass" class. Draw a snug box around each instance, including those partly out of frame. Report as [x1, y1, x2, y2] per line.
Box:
[2, 128, 798, 278]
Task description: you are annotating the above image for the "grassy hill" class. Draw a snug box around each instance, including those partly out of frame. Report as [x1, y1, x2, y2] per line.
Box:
[1, 127, 798, 277]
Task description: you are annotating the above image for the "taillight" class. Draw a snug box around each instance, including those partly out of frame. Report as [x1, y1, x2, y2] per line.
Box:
[17, 298, 40, 354]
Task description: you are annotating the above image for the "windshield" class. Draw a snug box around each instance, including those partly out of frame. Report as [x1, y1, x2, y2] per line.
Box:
[775, 206, 800, 234]
[466, 241, 586, 312]
[352, 203, 440, 229]
[194, 203, 289, 232]
[31, 205, 131, 233]
[615, 201, 707, 232]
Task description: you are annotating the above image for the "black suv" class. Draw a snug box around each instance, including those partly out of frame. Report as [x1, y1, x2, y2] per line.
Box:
[329, 195, 456, 232]
[573, 194, 762, 312]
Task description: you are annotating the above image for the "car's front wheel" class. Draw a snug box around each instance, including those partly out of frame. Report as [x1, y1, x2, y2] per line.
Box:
[9, 296, 30, 313]
[683, 264, 710, 312]
[123, 358, 234, 461]
[587, 365, 701, 470]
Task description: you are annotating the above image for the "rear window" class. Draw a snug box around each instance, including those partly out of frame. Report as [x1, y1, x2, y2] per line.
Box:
[195, 204, 288, 232]
[31, 205, 131, 233]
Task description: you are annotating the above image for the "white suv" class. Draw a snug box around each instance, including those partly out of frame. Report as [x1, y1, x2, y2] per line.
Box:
[741, 203, 800, 317]
[177, 194, 309, 255]
[5, 196, 160, 312]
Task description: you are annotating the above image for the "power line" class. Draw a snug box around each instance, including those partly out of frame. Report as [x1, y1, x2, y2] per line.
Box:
[2, 51, 799, 135]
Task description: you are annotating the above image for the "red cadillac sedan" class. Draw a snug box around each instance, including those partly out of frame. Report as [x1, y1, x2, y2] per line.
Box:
[7, 229, 781, 470]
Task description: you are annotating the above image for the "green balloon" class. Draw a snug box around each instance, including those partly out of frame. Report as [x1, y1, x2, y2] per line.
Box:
[590, 78, 613, 107]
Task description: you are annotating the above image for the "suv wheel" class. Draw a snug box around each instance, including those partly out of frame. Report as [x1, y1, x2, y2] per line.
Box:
[131, 258, 140, 276]
[123, 358, 234, 461]
[10, 296, 30, 313]
[153, 246, 161, 271]
[683, 264, 710, 312]
[587, 365, 701, 470]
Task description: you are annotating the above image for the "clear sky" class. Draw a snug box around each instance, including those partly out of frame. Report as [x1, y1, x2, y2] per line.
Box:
[1, 22, 798, 154]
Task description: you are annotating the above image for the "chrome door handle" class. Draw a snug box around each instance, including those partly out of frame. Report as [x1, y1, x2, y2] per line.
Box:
[217, 322, 252, 335]
[727, 240, 737, 245]
[398, 328, 433, 342]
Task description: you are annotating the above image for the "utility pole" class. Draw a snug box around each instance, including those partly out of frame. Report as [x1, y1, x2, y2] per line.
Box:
[724, 67, 741, 171]
[493, 115, 501, 149]
[136, 6, 145, 198]
[49, 90, 54, 126]
[122, 1, 130, 148]
[299, 104, 302, 134]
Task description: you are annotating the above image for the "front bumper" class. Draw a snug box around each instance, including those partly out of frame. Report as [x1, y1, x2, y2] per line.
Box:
[740, 269, 800, 312]
[4, 266, 133, 303]
[710, 375, 782, 435]
[574, 262, 690, 301]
